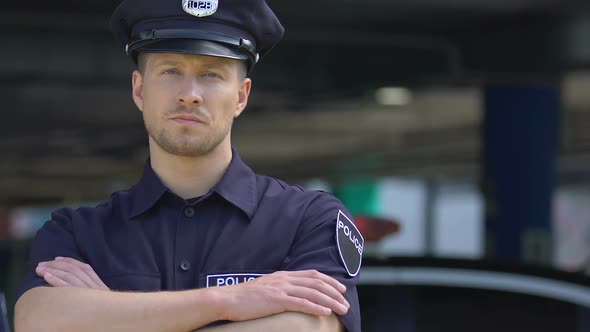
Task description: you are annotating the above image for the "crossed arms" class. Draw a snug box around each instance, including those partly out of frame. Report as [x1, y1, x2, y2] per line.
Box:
[15, 257, 348, 332]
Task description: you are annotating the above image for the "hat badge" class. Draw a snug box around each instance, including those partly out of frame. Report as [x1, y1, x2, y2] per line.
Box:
[182, 0, 218, 17]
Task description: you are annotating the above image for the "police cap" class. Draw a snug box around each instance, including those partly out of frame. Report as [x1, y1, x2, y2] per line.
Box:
[110, 0, 284, 70]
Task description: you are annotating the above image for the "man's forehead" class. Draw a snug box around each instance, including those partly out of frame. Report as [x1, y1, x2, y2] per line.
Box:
[146, 52, 240, 68]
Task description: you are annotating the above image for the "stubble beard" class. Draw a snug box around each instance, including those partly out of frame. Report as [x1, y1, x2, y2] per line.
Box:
[145, 118, 232, 158]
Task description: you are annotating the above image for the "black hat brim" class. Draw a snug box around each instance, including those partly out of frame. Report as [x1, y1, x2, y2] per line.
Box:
[131, 39, 250, 62]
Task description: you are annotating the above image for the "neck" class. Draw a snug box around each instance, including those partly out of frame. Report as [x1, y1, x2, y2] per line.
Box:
[148, 138, 232, 199]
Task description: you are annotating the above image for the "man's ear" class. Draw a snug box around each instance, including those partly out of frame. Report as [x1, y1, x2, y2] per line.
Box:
[132, 70, 144, 112]
[235, 78, 252, 118]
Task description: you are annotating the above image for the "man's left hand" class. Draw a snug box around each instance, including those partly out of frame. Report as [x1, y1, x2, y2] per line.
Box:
[35, 256, 110, 290]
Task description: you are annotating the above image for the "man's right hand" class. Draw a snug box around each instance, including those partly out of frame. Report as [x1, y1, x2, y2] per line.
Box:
[214, 270, 350, 322]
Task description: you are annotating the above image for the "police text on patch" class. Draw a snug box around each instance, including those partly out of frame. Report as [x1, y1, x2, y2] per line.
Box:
[336, 210, 364, 277]
[206, 273, 264, 287]
[338, 216, 363, 255]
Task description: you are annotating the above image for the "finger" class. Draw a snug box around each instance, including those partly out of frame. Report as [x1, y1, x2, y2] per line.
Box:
[35, 264, 48, 277]
[94, 273, 110, 290]
[35, 263, 59, 278]
[42, 261, 96, 288]
[56, 257, 109, 290]
[284, 270, 346, 293]
[287, 285, 349, 315]
[41, 260, 97, 288]
[43, 272, 73, 287]
[287, 276, 349, 308]
[282, 296, 332, 317]
[41, 268, 88, 288]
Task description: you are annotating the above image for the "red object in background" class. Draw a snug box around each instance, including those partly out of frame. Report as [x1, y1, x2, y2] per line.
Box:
[354, 215, 400, 242]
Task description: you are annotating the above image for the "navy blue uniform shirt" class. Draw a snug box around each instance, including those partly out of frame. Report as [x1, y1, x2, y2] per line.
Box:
[17, 150, 361, 332]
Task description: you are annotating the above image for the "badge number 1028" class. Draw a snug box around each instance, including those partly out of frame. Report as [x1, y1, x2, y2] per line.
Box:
[186, 1, 213, 10]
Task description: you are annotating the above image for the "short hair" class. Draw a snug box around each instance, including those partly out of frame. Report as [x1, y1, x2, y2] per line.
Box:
[136, 53, 248, 80]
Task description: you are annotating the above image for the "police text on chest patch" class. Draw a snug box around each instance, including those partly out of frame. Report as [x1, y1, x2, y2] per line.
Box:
[206, 273, 264, 287]
[336, 210, 364, 277]
[182, 0, 218, 17]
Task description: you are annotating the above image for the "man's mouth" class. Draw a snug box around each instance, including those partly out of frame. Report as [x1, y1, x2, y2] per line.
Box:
[171, 113, 206, 125]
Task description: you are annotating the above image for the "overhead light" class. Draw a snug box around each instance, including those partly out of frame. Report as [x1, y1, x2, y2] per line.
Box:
[375, 87, 413, 106]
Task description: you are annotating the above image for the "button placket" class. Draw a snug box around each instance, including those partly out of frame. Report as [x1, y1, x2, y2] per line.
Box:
[174, 204, 198, 288]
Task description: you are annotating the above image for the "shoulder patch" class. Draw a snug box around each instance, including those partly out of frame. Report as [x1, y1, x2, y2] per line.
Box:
[336, 210, 364, 277]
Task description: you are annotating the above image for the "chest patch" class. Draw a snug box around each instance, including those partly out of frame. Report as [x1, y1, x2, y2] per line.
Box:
[206, 273, 264, 287]
[336, 210, 364, 277]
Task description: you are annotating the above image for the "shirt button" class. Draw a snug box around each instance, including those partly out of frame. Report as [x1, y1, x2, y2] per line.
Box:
[183, 206, 195, 218]
[180, 260, 191, 271]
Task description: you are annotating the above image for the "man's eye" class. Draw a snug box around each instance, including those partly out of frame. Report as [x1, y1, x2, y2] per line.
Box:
[162, 69, 178, 75]
[204, 72, 220, 78]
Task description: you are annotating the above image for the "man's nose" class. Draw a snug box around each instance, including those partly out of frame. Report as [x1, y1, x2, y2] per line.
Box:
[177, 78, 204, 106]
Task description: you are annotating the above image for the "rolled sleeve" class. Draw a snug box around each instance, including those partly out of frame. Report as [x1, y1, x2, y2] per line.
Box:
[281, 192, 362, 332]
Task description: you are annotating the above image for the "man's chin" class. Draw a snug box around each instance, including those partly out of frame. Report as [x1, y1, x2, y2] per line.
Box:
[159, 141, 218, 158]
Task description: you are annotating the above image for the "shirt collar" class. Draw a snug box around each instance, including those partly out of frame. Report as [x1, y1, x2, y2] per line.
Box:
[128, 158, 169, 219]
[212, 148, 258, 220]
[128, 149, 258, 220]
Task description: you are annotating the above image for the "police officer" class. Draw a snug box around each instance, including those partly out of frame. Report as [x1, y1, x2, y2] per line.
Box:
[14, 0, 363, 331]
